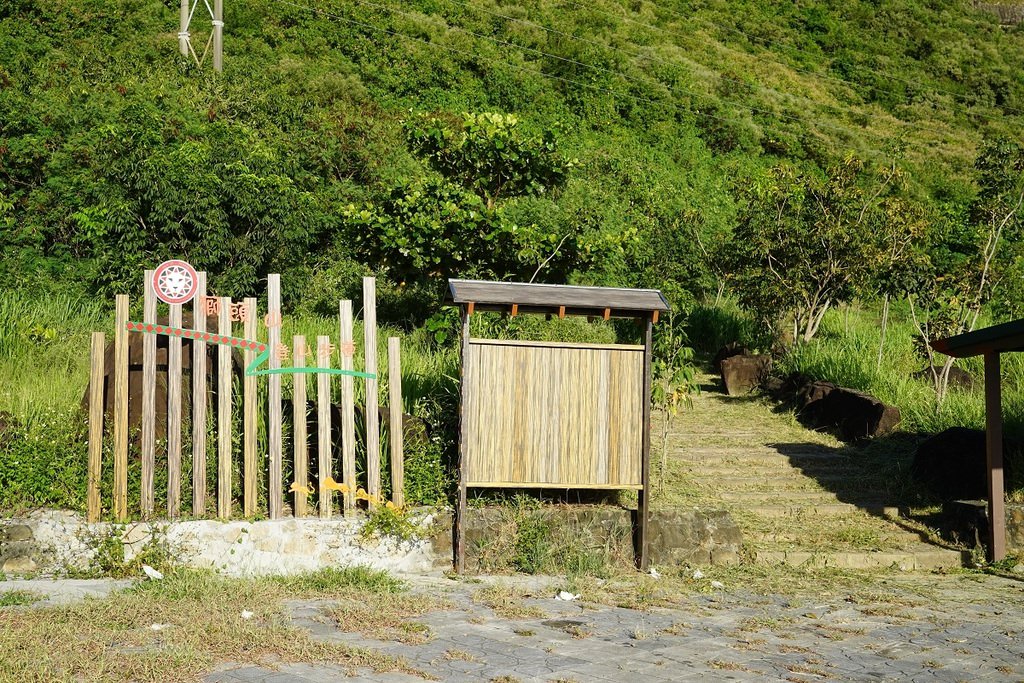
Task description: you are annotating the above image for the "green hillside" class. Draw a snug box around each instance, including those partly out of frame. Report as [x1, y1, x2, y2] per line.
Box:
[2, 0, 1023, 311]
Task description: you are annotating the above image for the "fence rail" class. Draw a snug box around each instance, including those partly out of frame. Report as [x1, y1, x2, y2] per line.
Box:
[86, 274, 404, 522]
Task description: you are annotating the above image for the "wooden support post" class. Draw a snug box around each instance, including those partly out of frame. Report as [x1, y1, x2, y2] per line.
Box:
[317, 336, 333, 519]
[603, 308, 611, 321]
[217, 297, 232, 519]
[652, 310, 659, 324]
[140, 271, 157, 518]
[339, 301, 357, 515]
[984, 352, 1007, 562]
[363, 277, 381, 507]
[510, 304, 518, 318]
[113, 294, 129, 521]
[388, 337, 404, 507]
[167, 301, 183, 518]
[243, 297, 257, 517]
[87, 332, 105, 523]
[635, 315, 653, 570]
[455, 306, 471, 572]
[558, 305, 566, 319]
[192, 273, 208, 516]
[267, 274, 283, 519]
[292, 336, 308, 517]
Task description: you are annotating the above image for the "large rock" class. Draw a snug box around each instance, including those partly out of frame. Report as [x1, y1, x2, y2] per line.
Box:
[720, 354, 772, 396]
[798, 382, 901, 441]
[712, 343, 748, 374]
[912, 427, 1015, 500]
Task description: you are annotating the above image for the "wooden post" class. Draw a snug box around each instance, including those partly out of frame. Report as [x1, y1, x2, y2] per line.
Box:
[635, 315, 653, 570]
[363, 277, 380, 506]
[388, 337, 404, 507]
[113, 294, 129, 521]
[292, 336, 308, 517]
[267, 274, 283, 519]
[984, 352, 1006, 562]
[317, 336, 333, 518]
[192, 273, 208, 517]
[217, 297, 232, 519]
[87, 332, 105, 523]
[140, 271, 157, 518]
[167, 301, 183, 518]
[243, 297, 257, 517]
[339, 301, 357, 515]
[455, 306, 471, 572]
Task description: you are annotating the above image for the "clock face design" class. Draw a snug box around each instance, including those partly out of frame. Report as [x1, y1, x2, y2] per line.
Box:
[153, 260, 199, 305]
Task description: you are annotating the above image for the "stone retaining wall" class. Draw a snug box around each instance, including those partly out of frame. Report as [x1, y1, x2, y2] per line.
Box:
[2, 506, 742, 577]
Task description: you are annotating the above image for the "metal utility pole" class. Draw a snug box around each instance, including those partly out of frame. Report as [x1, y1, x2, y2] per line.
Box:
[213, 0, 224, 73]
[178, 0, 189, 57]
[177, 0, 224, 72]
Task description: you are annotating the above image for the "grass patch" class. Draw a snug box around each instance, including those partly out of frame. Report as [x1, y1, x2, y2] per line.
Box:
[0, 590, 43, 608]
[473, 583, 547, 620]
[0, 568, 421, 682]
[268, 566, 405, 594]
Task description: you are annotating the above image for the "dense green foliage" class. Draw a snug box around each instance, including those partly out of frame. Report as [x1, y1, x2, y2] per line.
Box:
[3, 0, 1023, 312]
[3, 0, 1024, 508]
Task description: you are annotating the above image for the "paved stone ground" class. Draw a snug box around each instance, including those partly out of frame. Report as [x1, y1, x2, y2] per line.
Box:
[0, 577, 134, 605]
[205, 572, 1024, 683]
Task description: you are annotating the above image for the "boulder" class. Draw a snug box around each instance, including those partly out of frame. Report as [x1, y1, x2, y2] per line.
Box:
[720, 354, 772, 395]
[711, 342, 748, 374]
[798, 383, 900, 441]
[912, 427, 1015, 500]
[764, 371, 813, 403]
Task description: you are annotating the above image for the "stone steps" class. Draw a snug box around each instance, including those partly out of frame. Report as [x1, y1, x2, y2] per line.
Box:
[752, 548, 968, 571]
[673, 375, 968, 571]
[740, 503, 901, 518]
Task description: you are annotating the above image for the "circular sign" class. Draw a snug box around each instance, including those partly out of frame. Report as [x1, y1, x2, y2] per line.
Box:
[152, 260, 199, 305]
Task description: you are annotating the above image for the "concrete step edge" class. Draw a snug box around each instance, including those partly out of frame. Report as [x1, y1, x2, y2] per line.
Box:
[751, 548, 969, 571]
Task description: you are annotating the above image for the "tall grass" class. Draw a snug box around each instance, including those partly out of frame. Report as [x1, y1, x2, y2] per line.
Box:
[0, 292, 106, 424]
[777, 303, 1024, 438]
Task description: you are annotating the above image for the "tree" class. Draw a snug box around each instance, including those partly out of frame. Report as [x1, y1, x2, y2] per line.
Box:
[404, 112, 575, 211]
[908, 138, 1024, 403]
[723, 156, 905, 342]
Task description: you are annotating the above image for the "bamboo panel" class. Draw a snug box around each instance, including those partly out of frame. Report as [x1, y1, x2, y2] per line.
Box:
[140, 271, 157, 517]
[268, 274, 283, 519]
[217, 298, 232, 519]
[243, 297, 257, 517]
[387, 337, 404, 507]
[363, 277, 380, 506]
[292, 336, 308, 517]
[317, 335, 332, 518]
[339, 301, 356, 514]
[113, 294, 129, 521]
[462, 340, 643, 487]
[167, 302, 183, 518]
[192, 272, 207, 516]
[87, 332, 105, 522]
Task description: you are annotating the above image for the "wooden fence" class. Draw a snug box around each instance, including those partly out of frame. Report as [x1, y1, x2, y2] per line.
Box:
[85, 274, 405, 522]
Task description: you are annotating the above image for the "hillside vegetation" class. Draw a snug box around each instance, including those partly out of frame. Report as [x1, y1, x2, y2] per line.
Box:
[3, 0, 1024, 511]
[2, 0, 1023, 309]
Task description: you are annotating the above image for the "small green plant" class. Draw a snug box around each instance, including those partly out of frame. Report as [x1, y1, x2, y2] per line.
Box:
[87, 526, 171, 579]
[360, 503, 421, 542]
[0, 590, 42, 607]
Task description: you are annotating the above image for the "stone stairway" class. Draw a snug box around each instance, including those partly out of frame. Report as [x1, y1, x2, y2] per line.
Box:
[661, 380, 969, 571]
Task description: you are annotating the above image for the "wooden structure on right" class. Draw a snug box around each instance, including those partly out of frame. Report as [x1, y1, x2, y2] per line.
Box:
[933, 319, 1024, 562]
[447, 279, 669, 572]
